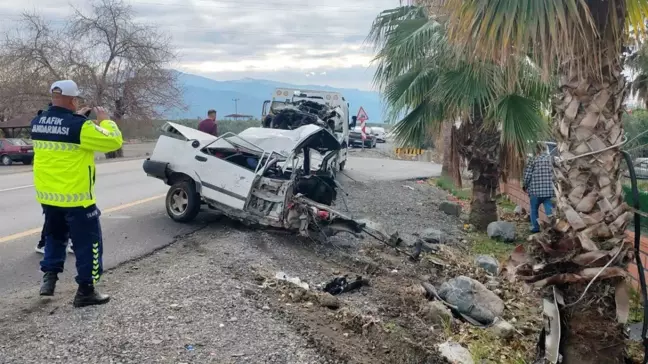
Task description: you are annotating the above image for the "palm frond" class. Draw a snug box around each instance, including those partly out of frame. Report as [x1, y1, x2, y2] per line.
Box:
[390, 101, 445, 147]
[439, 0, 605, 76]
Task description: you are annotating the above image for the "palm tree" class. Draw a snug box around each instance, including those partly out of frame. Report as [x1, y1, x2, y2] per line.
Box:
[368, 6, 550, 230]
[438, 1, 648, 362]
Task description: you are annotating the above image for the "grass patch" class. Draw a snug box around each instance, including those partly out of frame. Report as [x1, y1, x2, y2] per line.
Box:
[465, 330, 528, 364]
[468, 232, 515, 261]
[433, 176, 472, 201]
[630, 288, 645, 324]
[497, 196, 517, 212]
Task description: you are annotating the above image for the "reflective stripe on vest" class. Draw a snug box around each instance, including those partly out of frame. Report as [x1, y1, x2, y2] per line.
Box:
[32, 140, 80, 151]
[36, 191, 92, 203]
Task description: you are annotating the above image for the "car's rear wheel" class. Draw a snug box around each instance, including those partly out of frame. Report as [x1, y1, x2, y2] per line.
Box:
[166, 181, 201, 222]
[23, 158, 32, 165]
[0, 155, 12, 166]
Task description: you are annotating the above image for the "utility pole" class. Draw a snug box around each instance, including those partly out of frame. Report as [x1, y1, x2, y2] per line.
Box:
[232, 98, 240, 120]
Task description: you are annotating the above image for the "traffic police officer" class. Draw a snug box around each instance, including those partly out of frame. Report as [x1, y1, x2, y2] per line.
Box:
[31, 80, 123, 308]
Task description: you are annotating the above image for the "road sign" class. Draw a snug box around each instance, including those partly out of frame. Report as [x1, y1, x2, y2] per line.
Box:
[357, 107, 369, 141]
[356, 107, 369, 122]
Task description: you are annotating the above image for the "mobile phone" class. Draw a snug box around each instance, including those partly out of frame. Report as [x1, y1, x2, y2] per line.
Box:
[84, 109, 97, 120]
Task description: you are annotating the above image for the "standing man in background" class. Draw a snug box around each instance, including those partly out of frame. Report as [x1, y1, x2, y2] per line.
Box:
[523, 143, 555, 233]
[32, 80, 123, 308]
[198, 109, 218, 136]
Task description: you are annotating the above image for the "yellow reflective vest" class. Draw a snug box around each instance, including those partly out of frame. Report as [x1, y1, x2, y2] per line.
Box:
[31, 106, 123, 207]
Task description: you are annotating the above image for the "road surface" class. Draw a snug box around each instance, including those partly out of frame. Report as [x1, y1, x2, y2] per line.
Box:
[0, 150, 440, 296]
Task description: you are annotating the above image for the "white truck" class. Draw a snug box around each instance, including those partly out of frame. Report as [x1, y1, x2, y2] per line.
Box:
[261, 88, 350, 174]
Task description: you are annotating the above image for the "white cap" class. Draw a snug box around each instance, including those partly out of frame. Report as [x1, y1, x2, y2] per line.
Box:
[50, 80, 80, 97]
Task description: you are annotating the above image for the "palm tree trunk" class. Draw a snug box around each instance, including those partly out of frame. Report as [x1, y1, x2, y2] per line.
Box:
[459, 110, 500, 230]
[441, 122, 462, 188]
[441, 122, 452, 175]
[544, 11, 630, 362]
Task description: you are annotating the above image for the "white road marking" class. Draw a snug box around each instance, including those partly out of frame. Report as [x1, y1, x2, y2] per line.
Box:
[0, 184, 34, 193]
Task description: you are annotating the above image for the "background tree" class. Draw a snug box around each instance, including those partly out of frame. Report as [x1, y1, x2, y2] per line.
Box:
[368, 5, 549, 230]
[438, 0, 648, 362]
[1, 0, 184, 158]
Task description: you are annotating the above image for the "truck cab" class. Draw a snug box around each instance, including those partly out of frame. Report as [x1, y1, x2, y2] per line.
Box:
[261, 88, 350, 173]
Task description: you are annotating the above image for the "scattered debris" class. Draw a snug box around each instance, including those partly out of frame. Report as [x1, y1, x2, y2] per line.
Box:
[419, 228, 446, 244]
[438, 276, 505, 325]
[275, 271, 310, 290]
[514, 205, 526, 216]
[439, 202, 462, 217]
[436, 341, 475, 364]
[402, 185, 415, 190]
[322, 275, 368, 295]
[486, 221, 516, 242]
[474, 255, 499, 275]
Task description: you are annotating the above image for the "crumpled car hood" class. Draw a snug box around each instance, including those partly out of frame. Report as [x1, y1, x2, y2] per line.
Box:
[238, 125, 340, 155]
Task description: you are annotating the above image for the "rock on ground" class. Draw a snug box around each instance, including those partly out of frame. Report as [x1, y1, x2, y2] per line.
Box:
[486, 221, 516, 242]
[419, 300, 452, 325]
[438, 275, 504, 325]
[439, 202, 462, 217]
[474, 255, 499, 275]
[489, 318, 515, 339]
[436, 341, 474, 364]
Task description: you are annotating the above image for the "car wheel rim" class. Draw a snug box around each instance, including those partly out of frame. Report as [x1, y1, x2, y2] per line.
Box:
[170, 189, 189, 215]
[2, 156, 9, 164]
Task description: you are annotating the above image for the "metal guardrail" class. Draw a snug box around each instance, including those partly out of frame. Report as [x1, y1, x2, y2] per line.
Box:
[394, 148, 425, 156]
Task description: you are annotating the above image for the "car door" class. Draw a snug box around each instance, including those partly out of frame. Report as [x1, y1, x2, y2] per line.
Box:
[192, 142, 258, 210]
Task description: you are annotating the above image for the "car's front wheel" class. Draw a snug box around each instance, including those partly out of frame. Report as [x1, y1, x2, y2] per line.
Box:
[1, 155, 12, 166]
[165, 181, 201, 223]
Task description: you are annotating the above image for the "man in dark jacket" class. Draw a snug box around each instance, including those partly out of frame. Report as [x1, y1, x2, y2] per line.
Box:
[198, 109, 218, 136]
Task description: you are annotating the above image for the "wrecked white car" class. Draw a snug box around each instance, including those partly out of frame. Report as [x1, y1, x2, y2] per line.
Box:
[142, 122, 372, 239]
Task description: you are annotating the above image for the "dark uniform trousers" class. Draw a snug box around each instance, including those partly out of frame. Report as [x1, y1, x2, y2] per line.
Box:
[40, 204, 103, 285]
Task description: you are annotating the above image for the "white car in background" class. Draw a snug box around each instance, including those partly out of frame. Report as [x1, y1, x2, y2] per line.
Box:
[371, 127, 386, 143]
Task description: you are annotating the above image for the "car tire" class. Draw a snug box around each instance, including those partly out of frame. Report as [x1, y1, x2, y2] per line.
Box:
[339, 161, 346, 171]
[165, 181, 201, 223]
[23, 159, 32, 165]
[1, 155, 12, 166]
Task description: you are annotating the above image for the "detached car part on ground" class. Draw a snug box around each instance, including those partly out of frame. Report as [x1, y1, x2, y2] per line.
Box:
[142, 122, 399, 243]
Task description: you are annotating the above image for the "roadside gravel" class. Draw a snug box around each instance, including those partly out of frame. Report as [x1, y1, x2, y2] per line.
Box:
[0, 154, 460, 363]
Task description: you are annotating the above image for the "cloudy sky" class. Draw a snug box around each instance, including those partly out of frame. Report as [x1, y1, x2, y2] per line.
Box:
[0, 0, 401, 90]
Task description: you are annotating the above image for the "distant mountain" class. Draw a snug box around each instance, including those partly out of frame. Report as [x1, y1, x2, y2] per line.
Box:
[166, 71, 385, 122]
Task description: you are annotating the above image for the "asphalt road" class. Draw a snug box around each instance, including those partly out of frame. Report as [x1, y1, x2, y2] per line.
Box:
[0, 159, 216, 296]
[0, 145, 440, 296]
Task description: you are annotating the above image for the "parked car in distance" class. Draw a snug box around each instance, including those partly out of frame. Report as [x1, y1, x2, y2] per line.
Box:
[349, 126, 377, 148]
[0, 138, 34, 165]
[625, 158, 648, 179]
[371, 127, 386, 142]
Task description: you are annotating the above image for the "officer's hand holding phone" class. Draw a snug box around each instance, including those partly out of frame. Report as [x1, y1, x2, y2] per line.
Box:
[93, 107, 110, 123]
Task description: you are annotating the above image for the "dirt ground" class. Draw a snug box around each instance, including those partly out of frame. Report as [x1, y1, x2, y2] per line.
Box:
[0, 164, 540, 363]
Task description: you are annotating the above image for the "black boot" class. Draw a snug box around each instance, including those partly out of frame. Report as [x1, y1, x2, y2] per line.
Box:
[39, 272, 58, 296]
[73, 284, 110, 308]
